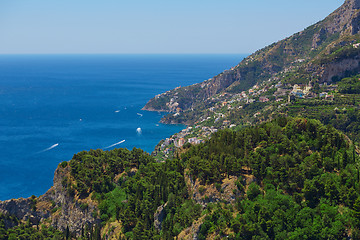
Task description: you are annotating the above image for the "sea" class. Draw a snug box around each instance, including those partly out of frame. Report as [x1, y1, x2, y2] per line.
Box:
[0, 54, 246, 200]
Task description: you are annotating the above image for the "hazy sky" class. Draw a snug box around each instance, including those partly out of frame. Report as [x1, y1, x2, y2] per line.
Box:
[0, 0, 344, 54]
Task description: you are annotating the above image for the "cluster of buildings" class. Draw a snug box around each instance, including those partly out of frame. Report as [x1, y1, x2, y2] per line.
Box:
[206, 79, 339, 126]
[155, 77, 340, 161]
[274, 82, 337, 101]
[290, 84, 313, 98]
[158, 125, 214, 157]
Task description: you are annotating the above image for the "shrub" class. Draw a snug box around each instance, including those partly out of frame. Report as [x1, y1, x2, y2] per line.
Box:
[199, 185, 206, 194]
[60, 161, 68, 168]
[247, 182, 261, 200]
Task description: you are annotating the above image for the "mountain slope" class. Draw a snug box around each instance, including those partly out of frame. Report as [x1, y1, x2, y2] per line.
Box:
[143, 0, 360, 124]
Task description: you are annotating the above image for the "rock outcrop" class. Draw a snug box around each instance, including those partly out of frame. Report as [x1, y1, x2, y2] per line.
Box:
[185, 173, 242, 207]
[0, 197, 49, 226]
[45, 166, 99, 235]
[0, 165, 100, 236]
[177, 215, 205, 240]
[319, 56, 360, 82]
[153, 202, 168, 231]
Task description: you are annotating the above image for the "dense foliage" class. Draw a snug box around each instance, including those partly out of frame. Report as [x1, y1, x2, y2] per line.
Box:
[316, 44, 360, 65]
[65, 148, 201, 239]
[184, 117, 350, 186]
[285, 80, 360, 144]
[338, 74, 360, 94]
[4, 117, 360, 239]
[198, 188, 356, 239]
[67, 148, 154, 197]
[0, 214, 63, 240]
[182, 117, 360, 239]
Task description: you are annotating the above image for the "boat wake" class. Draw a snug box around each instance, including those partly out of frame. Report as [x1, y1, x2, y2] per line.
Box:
[137, 113, 143, 117]
[104, 140, 125, 149]
[38, 143, 59, 153]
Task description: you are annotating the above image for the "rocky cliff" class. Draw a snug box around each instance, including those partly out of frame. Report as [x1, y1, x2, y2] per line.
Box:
[0, 197, 49, 227]
[45, 165, 99, 235]
[0, 164, 100, 236]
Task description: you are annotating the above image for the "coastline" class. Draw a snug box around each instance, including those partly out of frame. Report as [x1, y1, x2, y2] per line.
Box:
[0, 54, 242, 201]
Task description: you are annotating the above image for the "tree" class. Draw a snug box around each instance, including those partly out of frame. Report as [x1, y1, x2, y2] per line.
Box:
[247, 183, 261, 201]
[65, 226, 70, 240]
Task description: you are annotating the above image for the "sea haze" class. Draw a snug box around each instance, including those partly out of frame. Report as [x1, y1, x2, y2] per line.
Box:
[0, 54, 246, 200]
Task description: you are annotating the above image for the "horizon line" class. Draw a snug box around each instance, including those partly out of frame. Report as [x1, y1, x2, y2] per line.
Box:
[0, 53, 249, 56]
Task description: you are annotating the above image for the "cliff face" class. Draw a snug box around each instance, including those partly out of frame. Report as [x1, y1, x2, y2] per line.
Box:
[45, 166, 99, 235]
[185, 173, 241, 207]
[143, 0, 360, 120]
[0, 198, 49, 227]
[0, 165, 100, 236]
[321, 0, 360, 35]
[318, 55, 360, 82]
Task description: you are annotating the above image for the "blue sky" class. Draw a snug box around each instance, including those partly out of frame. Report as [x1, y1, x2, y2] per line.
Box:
[0, 0, 344, 54]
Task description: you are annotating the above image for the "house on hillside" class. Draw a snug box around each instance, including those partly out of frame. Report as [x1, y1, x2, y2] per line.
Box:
[223, 120, 231, 125]
[326, 94, 334, 101]
[259, 96, 270, 103]
[188, 137, 198, 144]
[178, 138, 186, 147]
[354, 43, 360, 48]
[305, 92, 317, 99]
[303, 84, 312, 95]
[320, 92, 328, 98]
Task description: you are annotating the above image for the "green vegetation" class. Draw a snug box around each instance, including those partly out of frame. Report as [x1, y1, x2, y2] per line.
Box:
[316, 44, 360, 65]
[184, 118, 350, 188]
[285, 84, 360, 144]
[5, 1, 360, 238]
[63, 117, 360, 239]
[229, 60, 268, 93]
[182, 117, 360, 239]
[338, 74, 360, 94]
[4, 116, 360, 239]
[62, 147, 201, 239]
[0, 213, 63, 240]
[68, 148, 153, 197]
[198, 188, 355, 239]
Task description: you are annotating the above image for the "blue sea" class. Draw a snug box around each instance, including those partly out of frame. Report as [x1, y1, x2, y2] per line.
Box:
[0, 54, 245, 200]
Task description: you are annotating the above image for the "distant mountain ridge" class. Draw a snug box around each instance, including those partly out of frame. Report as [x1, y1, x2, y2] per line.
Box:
[143, 0, 360, 122]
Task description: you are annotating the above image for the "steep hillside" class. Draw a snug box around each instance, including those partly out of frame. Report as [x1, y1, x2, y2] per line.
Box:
[143, 0, 360, 125]
[2, 118, 360, 239]
[181, 117, 360, 239]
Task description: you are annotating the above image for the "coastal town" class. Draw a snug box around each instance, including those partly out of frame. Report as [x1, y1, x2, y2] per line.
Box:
[153, 77, 341, 161]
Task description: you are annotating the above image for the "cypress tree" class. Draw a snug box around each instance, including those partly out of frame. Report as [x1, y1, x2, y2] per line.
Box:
[65, 226, 70, 240]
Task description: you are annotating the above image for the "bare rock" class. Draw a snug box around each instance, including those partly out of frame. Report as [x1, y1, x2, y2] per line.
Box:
[185, 173, 242, 207]
[154, 202, 168, 231]
[0, 164, 100, 236]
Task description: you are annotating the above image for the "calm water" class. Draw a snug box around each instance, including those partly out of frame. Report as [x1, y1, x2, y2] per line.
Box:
[0, 54, 245, 200]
